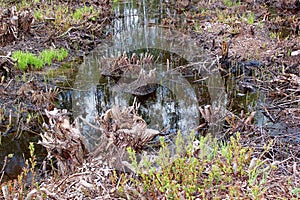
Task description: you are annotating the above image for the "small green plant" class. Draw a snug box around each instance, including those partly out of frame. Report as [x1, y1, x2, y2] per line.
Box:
[39, 48, 68, 65]
[247, 12, 255, 25]
[22, 72, 27, 82]
[12, 48, 68, 70]
[28, 142, 37, 189]
[73, 6, 96, 20]
[223, 0, 240, 7]
[270, 31, 281, 40]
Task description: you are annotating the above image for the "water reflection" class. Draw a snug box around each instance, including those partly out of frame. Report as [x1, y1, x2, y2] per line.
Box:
[72, 0, 226, 149]
[0, 131, 46, 182]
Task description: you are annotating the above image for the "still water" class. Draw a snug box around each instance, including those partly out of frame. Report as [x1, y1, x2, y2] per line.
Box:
[71, 0, 228, 149]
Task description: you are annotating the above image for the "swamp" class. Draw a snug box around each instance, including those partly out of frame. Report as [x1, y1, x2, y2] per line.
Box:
[0, 0, 299, 199]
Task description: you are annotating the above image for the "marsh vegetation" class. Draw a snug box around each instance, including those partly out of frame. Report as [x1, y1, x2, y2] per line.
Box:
[0, 0, 299, 199]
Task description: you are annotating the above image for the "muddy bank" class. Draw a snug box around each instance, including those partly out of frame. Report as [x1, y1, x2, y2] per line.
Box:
[0, 0, 112, 182]
[1, 0, 113, 110]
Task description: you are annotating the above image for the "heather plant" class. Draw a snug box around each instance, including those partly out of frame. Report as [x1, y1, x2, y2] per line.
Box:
[118, 132, 275, 199]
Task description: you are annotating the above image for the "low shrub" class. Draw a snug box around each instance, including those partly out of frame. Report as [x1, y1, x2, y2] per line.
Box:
[117, 132, 275, 199]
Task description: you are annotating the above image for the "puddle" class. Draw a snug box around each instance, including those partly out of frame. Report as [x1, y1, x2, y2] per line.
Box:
[0, 130, 46, 182]
[70, 0, 229, 150]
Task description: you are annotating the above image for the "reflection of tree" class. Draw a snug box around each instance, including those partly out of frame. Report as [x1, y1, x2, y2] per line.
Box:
[57, 90, 72, 111]
[137, 85, 179, 133]
[95, 83, 110, 116]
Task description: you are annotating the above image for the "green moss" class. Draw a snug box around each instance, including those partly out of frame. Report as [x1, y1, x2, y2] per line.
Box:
[57, 48, 69, 61]
[12, 48, 68, 70]
[12, 51, 43, 70]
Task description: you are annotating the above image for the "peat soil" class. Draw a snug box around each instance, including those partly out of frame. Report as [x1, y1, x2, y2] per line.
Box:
[0, 0, 299, 198]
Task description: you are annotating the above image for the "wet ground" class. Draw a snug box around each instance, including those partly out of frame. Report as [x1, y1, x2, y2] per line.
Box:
[0, 0, 299, 188]
[0, 0, 112, 181]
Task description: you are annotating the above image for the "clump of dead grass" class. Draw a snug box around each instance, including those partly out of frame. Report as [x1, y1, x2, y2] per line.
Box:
[39, 109, 89, 176]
